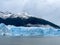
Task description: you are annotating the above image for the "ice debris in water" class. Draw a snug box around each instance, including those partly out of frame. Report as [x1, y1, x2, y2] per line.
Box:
[0, 23, 60, 37]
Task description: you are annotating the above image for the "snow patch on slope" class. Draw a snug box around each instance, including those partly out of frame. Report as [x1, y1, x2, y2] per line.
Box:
[0, 11, 32, 19]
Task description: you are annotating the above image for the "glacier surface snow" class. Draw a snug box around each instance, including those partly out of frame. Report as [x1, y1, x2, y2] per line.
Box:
[0, 23, 60, 37]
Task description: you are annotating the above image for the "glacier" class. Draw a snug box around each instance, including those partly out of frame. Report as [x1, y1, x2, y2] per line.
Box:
[0, 23, 60, 37]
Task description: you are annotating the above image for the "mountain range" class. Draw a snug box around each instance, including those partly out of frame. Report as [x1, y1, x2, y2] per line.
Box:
[0, 11, 60, 29]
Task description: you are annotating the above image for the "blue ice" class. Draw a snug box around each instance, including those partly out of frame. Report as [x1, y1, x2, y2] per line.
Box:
[0, 23, 60, 37]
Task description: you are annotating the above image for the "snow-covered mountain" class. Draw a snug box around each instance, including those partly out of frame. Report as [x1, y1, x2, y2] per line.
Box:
[0, 11, 12, 19]
[0, 11, 31, 19]
[0, 11, 60, 29]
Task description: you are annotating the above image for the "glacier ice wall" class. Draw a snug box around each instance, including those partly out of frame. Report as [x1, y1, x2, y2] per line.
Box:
[0, 23, 60, 37]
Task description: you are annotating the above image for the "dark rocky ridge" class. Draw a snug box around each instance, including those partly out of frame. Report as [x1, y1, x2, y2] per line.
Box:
[0, 16, 60, 29]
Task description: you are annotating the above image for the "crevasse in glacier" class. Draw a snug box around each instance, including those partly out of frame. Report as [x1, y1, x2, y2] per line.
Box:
[0, 23, 60, 37]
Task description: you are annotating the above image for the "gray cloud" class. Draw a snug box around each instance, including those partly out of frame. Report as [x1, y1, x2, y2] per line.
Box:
[24, 0, 60, 26]
[0, 0, 60, 26]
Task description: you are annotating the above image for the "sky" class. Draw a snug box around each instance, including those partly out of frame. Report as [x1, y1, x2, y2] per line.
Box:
[0, 0, 60, 26]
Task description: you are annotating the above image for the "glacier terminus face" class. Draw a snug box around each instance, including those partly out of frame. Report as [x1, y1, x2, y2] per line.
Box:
[0, 23, 60, 37]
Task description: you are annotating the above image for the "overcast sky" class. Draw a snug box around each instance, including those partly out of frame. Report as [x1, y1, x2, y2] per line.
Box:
[0, 0, 60, 26]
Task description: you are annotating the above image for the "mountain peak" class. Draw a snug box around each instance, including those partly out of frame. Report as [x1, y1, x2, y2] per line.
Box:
[15, 12, 31, 19]
[0, 11, 31, 19]
[0, 11, 60, 29]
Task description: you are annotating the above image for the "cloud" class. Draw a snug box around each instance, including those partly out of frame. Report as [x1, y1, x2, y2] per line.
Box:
[0, 0, 28, 12]
[0, 0, 60, 26]
[24, 0, 60, 26]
